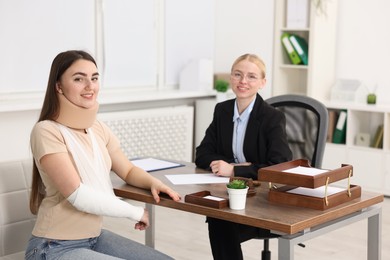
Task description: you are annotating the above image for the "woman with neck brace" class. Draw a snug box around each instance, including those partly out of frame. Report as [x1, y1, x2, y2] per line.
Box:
[25, 50, 180, 260]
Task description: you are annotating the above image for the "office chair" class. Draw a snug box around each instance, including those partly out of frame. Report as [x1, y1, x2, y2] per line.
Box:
[258, 94, 329, 260]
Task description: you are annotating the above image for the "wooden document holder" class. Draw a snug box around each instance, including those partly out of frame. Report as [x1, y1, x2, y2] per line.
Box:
[258, 159, 361, 210]
[185, 191, 228, 209]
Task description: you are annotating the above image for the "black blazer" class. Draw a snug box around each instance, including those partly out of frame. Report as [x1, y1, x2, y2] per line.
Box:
[195, 94, 292, 180]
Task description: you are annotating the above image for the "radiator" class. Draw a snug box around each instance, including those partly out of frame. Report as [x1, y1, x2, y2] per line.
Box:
[98, 106, 194, 162]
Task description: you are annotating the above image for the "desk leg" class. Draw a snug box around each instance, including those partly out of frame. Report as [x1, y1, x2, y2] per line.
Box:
[367, 207, 382, 260]
[277, 205, 382, 260]
[278, 238, 294, 260]
[145, 203, 155, 248]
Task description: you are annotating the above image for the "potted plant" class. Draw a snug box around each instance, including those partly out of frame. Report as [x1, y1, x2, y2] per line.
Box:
[215, 79, 229, 103]
[226, 179, 249, 210]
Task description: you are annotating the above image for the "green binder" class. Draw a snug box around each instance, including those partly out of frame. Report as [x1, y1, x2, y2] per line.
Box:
[281, 33, 302, 65]
[332, 110, 347, 144]
[289, 34, 309, 65]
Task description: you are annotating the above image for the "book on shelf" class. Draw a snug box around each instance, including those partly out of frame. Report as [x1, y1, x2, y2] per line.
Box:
[327, 110, 337, 143]
[371, 125, 384, 148]
[332, 110, 347, 144]
[281, 32, 302, 65]
[289, 34, 309, 65]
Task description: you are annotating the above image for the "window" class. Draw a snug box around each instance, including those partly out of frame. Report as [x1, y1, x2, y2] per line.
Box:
[0, 0, 215, 93]
[0, 0, 95, 93]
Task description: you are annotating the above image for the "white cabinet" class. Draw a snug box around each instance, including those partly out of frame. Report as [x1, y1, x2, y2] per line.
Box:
[272, 1, 390, 196]
[347, 148, 384, 191]
[322, 102, 390, 195]
[272, 0, 338, 102]
[322, 144, 347, 170]
[385, 154, 390, 192]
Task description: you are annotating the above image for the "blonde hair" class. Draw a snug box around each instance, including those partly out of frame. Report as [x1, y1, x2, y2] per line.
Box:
[231, 54, 266, 79]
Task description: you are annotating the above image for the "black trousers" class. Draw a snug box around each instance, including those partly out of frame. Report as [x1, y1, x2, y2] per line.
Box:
[207, 217, 272, 260]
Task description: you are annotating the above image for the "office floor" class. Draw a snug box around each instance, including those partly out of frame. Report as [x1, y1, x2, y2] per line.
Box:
[103, 197, 389, 260]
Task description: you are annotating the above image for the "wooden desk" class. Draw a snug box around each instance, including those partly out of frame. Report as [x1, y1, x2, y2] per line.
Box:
[112, 162, 384, 260]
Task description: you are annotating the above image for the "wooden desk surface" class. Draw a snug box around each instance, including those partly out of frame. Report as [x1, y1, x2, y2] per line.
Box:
[112, 162, 384, 235]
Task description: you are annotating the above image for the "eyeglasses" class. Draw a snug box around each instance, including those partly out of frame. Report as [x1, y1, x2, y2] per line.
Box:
[231, 72, 260, 82]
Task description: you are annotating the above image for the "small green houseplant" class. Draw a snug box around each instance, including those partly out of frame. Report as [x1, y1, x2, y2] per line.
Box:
[226, 179, 247, 189]
[215, 79, 229, 103]
[226, 179, 249, 210]
[215, 79, 229, 93]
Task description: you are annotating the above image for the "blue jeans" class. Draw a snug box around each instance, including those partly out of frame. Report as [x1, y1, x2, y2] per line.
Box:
[25, 229, 173, 260]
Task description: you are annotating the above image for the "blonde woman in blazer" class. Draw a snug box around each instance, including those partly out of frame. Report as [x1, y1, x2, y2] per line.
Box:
[195, 54, 292, 260]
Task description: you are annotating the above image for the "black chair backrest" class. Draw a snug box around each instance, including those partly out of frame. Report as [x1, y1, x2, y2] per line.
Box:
[266, 94, 329, 168]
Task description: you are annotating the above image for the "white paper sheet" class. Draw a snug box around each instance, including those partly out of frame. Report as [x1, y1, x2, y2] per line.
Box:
[286, 186, 345, 198]
[165, 174, 230, 185]
[203, 195, 225, 201]
[283, 166, 329, 176]
[131, 158, 183, 172]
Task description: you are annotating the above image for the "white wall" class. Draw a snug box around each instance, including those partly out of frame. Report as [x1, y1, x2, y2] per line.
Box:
[336, 0, 390, 104]
[214, 0, 274, 99]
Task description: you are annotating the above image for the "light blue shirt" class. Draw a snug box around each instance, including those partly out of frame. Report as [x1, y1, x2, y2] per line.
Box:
[232, 98, 256, 163]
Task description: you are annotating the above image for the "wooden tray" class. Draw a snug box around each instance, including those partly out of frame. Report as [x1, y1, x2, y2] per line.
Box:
[267, 184, 362, 210]
[184, 191, 228, 209]
[258, 159, 353, 189]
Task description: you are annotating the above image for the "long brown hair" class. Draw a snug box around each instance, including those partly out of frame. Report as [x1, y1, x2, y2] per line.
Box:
[30, 50, 97, 214]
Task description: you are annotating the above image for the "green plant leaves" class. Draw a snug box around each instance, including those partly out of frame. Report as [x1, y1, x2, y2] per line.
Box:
[226, 179, 247, 189]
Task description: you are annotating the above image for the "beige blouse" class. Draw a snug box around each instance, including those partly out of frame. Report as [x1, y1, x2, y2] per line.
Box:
[30, 119, 122, 239]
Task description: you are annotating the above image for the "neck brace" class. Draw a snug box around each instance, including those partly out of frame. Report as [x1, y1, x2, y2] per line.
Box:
[55, 94, 99, 130]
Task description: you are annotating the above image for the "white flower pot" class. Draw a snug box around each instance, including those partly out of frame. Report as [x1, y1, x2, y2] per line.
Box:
[227, 187, 249, 210]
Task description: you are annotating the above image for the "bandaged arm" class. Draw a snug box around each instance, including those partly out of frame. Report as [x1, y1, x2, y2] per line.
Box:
[67, 183, 144, 221]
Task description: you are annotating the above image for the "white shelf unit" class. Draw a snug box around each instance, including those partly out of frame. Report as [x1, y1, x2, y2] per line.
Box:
[322, 102, 390, 196]
[272, 0, 338, 102]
